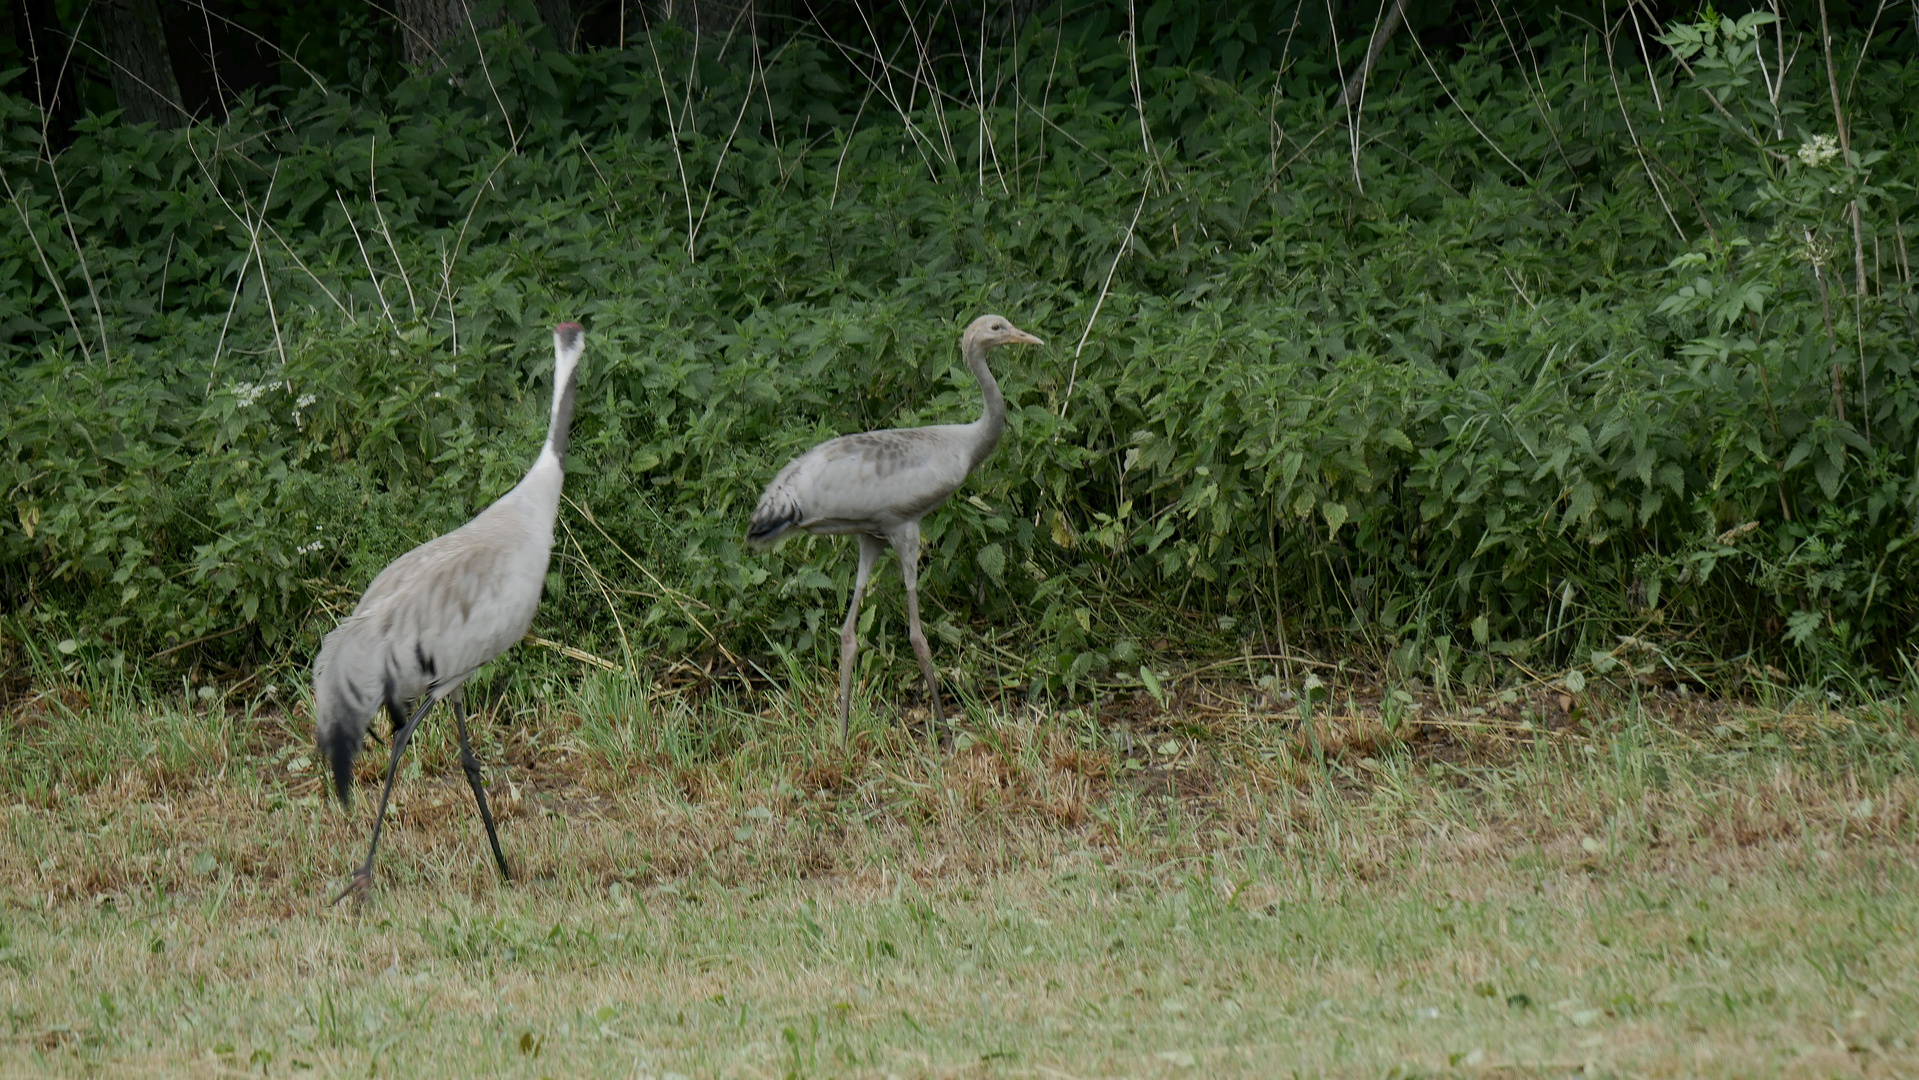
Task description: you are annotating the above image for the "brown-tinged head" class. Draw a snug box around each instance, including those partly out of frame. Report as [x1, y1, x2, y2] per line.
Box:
[963, 314, 1043, 349]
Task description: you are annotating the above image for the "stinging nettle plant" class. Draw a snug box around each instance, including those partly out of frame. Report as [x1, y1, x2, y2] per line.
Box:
[0, 9, 1915, 698]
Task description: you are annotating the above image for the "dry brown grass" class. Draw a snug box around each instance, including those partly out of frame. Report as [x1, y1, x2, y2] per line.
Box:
[2, 672, 1918, 1076]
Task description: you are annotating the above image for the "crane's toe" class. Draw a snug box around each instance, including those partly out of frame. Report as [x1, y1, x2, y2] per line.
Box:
[332, 867, 374, 907]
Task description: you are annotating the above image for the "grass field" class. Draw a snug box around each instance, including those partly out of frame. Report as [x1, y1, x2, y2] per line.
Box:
[3, 672, 1918, 1078]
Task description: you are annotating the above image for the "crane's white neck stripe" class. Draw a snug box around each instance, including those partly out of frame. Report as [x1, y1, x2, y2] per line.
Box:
[551, 348, 581, 405]
[545, 340, 583, 460]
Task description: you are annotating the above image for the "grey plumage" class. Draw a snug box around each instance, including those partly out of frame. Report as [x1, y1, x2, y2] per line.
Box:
[749, 314, 1042, 738]
[315, 322, 585, 900]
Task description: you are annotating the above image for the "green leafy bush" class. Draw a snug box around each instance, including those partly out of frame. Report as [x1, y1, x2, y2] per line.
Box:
[2, 12, 1916, 692]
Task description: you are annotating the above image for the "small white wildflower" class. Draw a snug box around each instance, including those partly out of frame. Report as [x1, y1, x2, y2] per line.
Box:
[227, 380, 288, 408]
[1796, 134, 1839, 168]
[1798, 229, 1826, 267]
[297, 539, 326, 555]
[292, 392, 318, 429]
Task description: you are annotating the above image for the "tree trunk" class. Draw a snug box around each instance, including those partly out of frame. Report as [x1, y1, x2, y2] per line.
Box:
[396, 0, 579, 67]
[395, 0, 473, 69]
[99, 0, 186, 128]
[660, 0, 757, 41]
[532, 0, 578, 51]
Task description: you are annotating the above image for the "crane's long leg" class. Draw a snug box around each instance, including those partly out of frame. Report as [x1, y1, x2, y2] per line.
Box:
[889, 524, 945, 736]
[450, 689, 513, 882]
[838, 533, 887, 743]
[335, 694, 437, 905]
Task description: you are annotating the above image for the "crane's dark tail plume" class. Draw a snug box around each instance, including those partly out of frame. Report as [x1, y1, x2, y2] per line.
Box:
[313, 618, 382, 808]
[323, 721, 359, 806]
[747, 482, 802, 547]
[746, 510, 798, 547]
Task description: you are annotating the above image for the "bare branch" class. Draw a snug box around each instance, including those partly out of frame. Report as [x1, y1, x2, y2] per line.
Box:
[368, 138, 418, 319]
[1337, 0, 1410, 110]
[337, 191, 396, 329]
[1063, 178, 1151, 425]
[0, 169, 91, 362]
[1408, 31, 1531, 184]
[1602, 15, 1686, 243]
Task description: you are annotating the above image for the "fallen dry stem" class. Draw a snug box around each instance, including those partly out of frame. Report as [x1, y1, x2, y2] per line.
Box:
[690, 41, 790, 258]
[1410, 24, 1529, 182]
[236, 160, 289, 372]
[1604, 13, 1688, 243]
[0, 170, 90, 362]
[367, 138, 418, 319]
[336, 191, 395, 328]
[43, 153, 110, 367]
[1060, 178, 1149, 424]
[636, 11, 698, 256]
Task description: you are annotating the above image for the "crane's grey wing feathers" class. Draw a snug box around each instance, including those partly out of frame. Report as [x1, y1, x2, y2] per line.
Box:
[314, 491, 553, 805]
[749, 426, 974, 543]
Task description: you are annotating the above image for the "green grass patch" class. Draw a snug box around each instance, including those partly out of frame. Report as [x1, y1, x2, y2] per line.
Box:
[2, 674, 1917, 1076]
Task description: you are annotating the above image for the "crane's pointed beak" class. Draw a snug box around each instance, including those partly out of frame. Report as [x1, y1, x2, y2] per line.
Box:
[1011, 330, 1044, 346]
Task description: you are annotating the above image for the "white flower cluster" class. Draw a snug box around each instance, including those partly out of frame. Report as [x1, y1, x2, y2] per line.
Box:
[296, 539, 326, 555]
[1796, 134, 1840, 168]
[224, 381, 321, 428]
[228, 379, 286, 407]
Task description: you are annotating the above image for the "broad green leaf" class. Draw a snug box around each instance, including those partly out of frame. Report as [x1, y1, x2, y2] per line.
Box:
[976, 543, 1006, 584]
[1321, 501, 1349, 536]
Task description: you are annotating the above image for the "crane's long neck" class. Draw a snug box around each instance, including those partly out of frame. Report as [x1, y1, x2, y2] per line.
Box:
[965, 336, 1005, 467]
[544, 348, 581, 465]
[520, 342, 581, 529]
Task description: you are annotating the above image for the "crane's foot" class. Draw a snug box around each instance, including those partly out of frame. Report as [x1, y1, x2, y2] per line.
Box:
[901, 705, 947, 751]
[332, 866, 374, 907]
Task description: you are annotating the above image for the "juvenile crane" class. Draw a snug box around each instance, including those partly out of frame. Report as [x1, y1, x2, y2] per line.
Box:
[314, 322, 585, 901]
[748, 314, 1043, 739]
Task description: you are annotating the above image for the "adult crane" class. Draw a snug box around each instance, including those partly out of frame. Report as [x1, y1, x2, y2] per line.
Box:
[748, 314, 1043, 740]
[314, 322, 585, 901]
